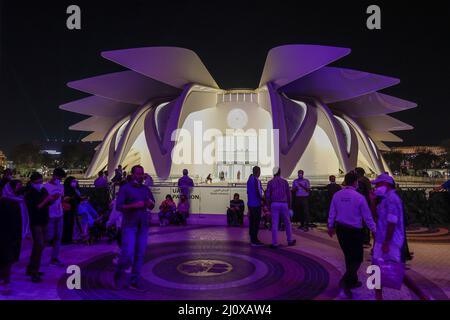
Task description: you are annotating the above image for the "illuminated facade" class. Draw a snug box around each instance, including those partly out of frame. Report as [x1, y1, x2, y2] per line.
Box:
[61, 45, 416, 181]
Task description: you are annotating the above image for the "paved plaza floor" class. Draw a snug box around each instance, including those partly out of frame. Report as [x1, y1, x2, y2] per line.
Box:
[2, 217, 449, 300]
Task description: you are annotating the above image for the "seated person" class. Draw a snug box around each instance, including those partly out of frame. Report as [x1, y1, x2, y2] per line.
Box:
[158, 195, 176, 226]
[226, 193, 245, 226]
[177, 194, 190, 226]
[206, 174, 213, 184]
[76, 197, 100, 242]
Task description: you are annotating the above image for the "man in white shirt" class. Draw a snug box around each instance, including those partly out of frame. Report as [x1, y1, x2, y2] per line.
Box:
[44, 168, 66, 267]
[328, 171, 376, 298]
[292, 170, 311, 231]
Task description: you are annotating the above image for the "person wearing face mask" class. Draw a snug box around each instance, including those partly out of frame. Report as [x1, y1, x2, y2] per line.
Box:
[62, 177, 82, 244]
[114, 165, 155, 291]
[327, 171, 376, 299]
[371, 173, 405, 300]
[24, 172, 58, 283]
[43, 168, 66, 267]
[292, 170, 311, 231]
[0, 179, 23, 295]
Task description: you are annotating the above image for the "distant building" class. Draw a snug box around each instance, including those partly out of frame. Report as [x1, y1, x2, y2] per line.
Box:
[41, 141, 63, 155]
[40, 149, 62, 156]
[390, 146, 447, 156]
[0, 150, 6, 168]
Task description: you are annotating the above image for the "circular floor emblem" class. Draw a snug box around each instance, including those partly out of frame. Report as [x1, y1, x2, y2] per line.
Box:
[57, 240, 341, 300]
[177, 259, 233, 276]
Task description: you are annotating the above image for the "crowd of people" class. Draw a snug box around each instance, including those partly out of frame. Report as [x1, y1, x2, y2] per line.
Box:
[0, 165, 197, 294]
[0, 163, 449, 298]
[0, 168, 103, 290]
[243, 165, 429, 300]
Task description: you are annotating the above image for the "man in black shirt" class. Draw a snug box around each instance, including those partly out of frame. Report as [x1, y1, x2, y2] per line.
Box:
[326, 175, 342, 202]
[24, 172, 58, 283]
[355, 167, 372, 246]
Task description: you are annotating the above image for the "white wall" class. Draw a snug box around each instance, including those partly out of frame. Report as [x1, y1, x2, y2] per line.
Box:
[122, 131, 157, 175]
[291, 126, 340, 177]
[169, 100, 275, 179]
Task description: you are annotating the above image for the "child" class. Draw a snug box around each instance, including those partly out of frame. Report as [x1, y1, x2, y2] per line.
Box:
[177, 194, 190, 226]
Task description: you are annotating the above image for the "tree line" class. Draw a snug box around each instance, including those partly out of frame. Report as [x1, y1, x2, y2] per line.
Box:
[3, 142, 95, 176]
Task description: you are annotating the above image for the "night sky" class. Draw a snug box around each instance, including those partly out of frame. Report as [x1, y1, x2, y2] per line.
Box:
[1, 0, 449, 155]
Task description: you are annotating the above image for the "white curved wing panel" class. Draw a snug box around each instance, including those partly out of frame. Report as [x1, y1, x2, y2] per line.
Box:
[60, 95, 139, 117]
[69, 116, 121, 133]
[281, 67, 400, 104]
[102, 47, 219, 89]
[67, 71, 181, 105]
[357, 115, 413, 132]
[259, 45, 351, 88]
[330, 92, 417, 118]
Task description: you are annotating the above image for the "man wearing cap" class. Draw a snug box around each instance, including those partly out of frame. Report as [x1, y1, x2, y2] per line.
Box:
[265, 167, 296, 248]
[328, 171, 376, 298]
[371, 173, 405, 300]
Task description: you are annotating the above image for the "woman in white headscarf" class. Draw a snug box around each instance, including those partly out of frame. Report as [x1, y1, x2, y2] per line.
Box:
[2, 180, 30, 239]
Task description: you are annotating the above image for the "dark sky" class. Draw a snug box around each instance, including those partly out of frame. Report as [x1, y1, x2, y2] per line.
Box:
[1, 0, 449, 155]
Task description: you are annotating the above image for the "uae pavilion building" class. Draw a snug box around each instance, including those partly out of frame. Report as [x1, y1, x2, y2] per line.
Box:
[61, 45, 416, 182]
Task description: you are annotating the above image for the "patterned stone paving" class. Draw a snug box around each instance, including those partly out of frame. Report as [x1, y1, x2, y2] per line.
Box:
[401, 239, 450, 299]
[1, 219, 449, 300]
[406, 228, 450, 243]
[57, 240, 339, 300]
[306, 224, 450, 300]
